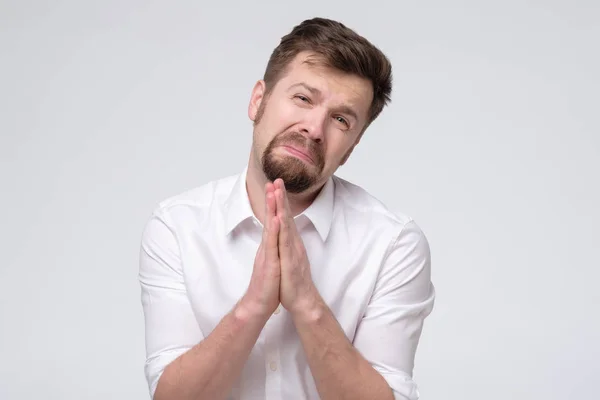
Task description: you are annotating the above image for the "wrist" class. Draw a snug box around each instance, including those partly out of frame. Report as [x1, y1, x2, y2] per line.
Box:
[290, 290, 326, 324]
[236, 295, 276, 323]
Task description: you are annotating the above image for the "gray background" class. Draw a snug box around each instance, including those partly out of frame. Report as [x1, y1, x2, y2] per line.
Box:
[1, 1, 598, 399]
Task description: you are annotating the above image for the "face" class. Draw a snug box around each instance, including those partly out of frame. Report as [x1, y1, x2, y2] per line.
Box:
[248, 52, 373, 193]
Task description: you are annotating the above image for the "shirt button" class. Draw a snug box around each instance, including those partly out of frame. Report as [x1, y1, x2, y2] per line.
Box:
[269, 361, 277, 371]
[274, 308, 280, 315]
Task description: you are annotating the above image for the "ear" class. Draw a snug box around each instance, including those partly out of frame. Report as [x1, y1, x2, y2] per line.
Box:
[248, 80, 266, 121]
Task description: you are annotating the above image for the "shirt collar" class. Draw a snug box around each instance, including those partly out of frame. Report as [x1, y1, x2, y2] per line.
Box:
[222, 166, 335, 241]
[300, 175, 335, 241]
[223, 166, 256, 236]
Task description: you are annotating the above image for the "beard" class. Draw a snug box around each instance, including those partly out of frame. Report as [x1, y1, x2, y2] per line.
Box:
[260, 130, 325, 194]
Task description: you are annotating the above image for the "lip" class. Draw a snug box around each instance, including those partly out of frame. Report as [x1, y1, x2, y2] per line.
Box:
[281, 145, 315, 164]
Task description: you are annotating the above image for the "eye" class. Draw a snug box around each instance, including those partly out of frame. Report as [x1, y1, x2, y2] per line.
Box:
[294, 94, 311, 103]
[334, 116, 349, 127]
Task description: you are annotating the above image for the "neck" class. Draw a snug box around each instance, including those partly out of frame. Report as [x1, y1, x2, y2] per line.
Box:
[245, 153, 324, 224]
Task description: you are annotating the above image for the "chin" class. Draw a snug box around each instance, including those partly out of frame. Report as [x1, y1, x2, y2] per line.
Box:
[263, 162, 318, 194]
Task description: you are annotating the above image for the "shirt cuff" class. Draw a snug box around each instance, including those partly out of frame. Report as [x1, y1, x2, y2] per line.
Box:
[145, 347, 191, 398]
[373, 366, 420, 400]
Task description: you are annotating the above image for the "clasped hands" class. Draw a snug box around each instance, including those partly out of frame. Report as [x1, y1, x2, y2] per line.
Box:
[244, 178, 321, 320]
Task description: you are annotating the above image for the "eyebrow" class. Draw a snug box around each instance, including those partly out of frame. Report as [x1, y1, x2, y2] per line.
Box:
[288, 82, 360, 122]
[289, 82, 321, 96]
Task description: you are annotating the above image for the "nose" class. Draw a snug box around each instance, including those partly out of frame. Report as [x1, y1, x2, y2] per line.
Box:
[298, 109, 326, 144]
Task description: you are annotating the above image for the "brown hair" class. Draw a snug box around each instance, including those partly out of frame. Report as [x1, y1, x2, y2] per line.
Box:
[262, 17, 392, 127]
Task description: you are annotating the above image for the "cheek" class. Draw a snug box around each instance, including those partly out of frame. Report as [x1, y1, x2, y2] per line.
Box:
[265, 99, 303, 127]
[324, 139, 354, 164]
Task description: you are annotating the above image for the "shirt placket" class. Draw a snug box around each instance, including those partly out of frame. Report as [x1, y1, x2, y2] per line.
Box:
[263, 305, 284, 400]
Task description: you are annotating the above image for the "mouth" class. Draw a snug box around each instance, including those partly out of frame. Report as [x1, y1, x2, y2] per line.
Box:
[281, 145, 315, 165]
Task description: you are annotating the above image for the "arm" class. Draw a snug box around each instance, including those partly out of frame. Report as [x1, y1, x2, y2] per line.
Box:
[293, 221, 434, 400]
[351, 220, 435, 400]
[140, 186, 281, 400]
[292, 295, 395, 400]
[272, 179, 434, 400]
[272, 180, 395, 399]
[152, 300, 270, 400]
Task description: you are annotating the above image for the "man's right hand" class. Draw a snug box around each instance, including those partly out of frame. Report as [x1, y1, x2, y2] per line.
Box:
[241, 181, 281, 319]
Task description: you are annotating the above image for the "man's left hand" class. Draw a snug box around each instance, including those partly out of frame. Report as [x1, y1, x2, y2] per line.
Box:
[273, 179, 321, 317]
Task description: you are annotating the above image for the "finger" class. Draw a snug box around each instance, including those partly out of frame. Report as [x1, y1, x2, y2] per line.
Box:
[279, 180, 299, 236]
[261, 182, 275, 242]
[273, 179, 286, 221]
[266, 191, 280, 264]
[275, 188, 291, 260]
[255, 241, 266, 265]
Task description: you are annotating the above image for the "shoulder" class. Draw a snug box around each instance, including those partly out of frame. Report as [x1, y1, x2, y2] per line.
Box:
[332, 174, 428, 247]
[332, 175, 415, 227]
[149, 172, 238, 223]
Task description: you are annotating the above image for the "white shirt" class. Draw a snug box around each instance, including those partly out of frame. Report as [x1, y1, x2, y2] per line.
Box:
[139, 167, 435, 400]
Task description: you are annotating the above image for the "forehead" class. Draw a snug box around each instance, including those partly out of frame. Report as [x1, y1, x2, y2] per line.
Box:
[276, 52, 373, 119]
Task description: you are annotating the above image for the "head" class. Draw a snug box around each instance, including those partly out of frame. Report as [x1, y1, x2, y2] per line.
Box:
[248, 17, 392, 193]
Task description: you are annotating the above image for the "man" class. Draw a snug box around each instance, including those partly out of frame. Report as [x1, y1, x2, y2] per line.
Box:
[139, 17, 435, 400]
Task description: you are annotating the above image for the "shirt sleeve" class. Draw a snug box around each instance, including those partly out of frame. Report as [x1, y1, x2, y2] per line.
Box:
[138, 209, 205, 398]
[352, 220, 435, 400]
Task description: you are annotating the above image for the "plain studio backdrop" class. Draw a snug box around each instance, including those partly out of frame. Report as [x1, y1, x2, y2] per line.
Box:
[1, 1, 598, 399]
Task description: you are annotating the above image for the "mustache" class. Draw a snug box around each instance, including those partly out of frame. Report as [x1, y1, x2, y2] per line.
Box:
[273, 132, 321, 157]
